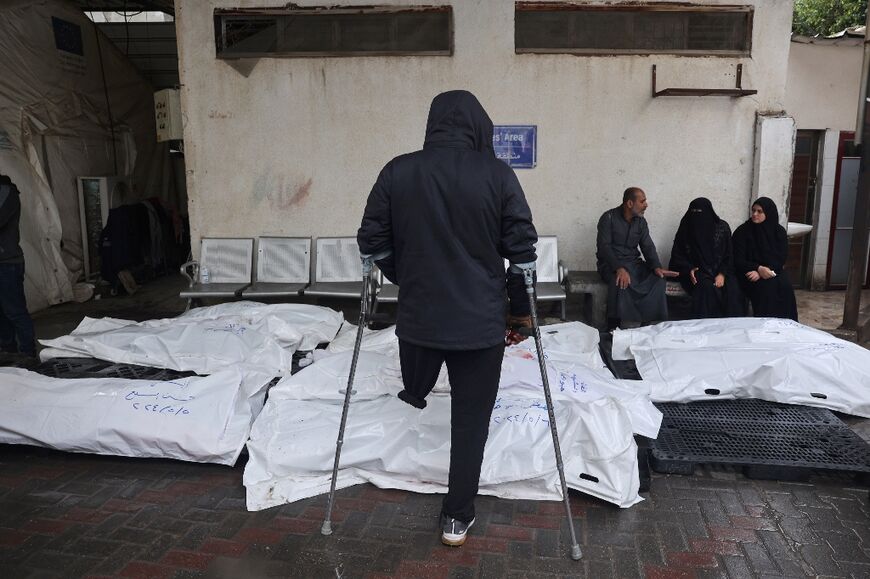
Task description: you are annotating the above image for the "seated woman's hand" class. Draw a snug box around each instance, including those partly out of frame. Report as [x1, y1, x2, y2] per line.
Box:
[757, 266, 775, 280]
[745, 270, 760, 282]
[689, 268, 699, 285]
[714, 273, 725, 288]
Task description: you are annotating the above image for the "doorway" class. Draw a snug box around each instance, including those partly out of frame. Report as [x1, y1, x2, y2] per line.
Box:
[786, 130, 821, 287]
[827, 132, 870, 288]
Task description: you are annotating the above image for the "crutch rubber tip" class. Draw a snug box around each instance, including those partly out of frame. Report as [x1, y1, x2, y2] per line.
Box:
[320, 521, 332, 536]
[570, 544, 582, 560]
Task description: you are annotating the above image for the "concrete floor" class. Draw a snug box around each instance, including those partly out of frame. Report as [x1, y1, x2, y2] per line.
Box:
[795, 288, 870, 342]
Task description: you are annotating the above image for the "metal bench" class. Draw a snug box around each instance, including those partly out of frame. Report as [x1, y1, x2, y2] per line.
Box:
[242, 237, 311, 299]
[534, 236, 569, 321]
[179, 237, 253, 310]
[303, 237, 371, 300]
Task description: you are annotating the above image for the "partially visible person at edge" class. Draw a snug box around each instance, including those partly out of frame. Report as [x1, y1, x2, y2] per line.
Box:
[357, 90, 537, 548]
[731, 196, 798, 321]
[669, 197, 745, 318]
[596, 187, 677, 329]
[0, 173, 36, 357]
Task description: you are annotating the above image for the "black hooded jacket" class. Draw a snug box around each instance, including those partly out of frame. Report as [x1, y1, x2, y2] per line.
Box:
[0, 175, 24, 265]
[358, 91, 537, 350]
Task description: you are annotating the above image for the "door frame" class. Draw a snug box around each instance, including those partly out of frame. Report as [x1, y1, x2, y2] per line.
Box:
[826, 131, 870, 288]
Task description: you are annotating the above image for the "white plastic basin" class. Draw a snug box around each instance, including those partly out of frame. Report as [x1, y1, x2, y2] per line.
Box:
[787, 222, 813, 238]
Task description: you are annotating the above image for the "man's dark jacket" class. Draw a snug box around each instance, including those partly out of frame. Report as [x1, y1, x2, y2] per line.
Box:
[0, 175, 24, 265]
[358, 90, 537, 350]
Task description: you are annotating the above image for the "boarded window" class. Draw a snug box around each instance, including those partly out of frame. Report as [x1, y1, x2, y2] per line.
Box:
[515, 3, 753, 56]
[214, 7, 452, 58]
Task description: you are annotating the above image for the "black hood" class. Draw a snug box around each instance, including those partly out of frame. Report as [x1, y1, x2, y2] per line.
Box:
[423, 90, 494, 156]
[752, 196, 780, 226]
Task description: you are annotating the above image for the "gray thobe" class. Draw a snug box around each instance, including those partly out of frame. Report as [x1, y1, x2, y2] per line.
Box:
[596, 207, 667, 323]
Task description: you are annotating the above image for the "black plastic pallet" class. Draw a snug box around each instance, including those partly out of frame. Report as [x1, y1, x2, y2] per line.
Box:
[650, 399, 870, 482]
[28, 358, 195, 381]
[660, 398, 838, 425]
[598, 332, 642, 381]
[34, 357, 115, 378]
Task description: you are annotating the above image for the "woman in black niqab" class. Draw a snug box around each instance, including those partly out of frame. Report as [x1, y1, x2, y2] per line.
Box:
[669, 198, 744, 318]
[731, 197, 798, 321]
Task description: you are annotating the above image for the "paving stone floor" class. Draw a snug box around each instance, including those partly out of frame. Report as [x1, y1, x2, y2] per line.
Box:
[1, 444, 868, 579]
[1, 275, 868, 578]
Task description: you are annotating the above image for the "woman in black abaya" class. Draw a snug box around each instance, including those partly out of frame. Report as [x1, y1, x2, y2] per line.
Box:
[731, 197, 799, 321]
[669, 198, 744, 318]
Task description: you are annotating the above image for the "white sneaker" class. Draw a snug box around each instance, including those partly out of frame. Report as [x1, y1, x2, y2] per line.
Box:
[441, 515, 475, 546]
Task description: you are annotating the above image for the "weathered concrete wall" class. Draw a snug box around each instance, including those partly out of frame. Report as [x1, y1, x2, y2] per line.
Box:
[176, 0, 795, 270]
[809, 129, 840, 290]
[785, 40, 862, 133]
[752, 114, 796, 226]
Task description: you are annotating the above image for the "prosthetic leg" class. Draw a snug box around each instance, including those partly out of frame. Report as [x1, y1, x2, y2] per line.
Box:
[519, 264, 583, 561]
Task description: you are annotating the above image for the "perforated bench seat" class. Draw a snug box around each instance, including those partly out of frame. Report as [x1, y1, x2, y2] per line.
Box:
[179, 282, 250, 299]
[242, 237, 311, 299]
[179, 238, 254, 310]
[241, 282, 307, 298]
[304, 281, 365, 298]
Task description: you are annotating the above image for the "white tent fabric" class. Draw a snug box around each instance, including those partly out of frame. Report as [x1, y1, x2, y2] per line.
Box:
[39, 302, 344, 375]
[0, 0, 172, 311]
[612, 317, 870, 417]
[0, 367, 272, 465]
[244, 322, 661, 511]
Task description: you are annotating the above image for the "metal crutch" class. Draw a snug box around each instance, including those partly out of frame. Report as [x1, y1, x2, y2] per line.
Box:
[517, 263, 583, 561]
[321, 251, 386, 535]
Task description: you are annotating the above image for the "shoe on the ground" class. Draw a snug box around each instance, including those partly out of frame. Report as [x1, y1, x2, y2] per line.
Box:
[117, 269, 138, 295]
[441, 515, 474, 546]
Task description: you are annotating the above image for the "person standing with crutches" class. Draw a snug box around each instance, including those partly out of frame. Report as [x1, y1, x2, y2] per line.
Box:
[357, 90, 537, 547]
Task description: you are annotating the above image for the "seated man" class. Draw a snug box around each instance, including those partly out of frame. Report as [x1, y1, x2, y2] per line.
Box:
[596, 187, 676, 329]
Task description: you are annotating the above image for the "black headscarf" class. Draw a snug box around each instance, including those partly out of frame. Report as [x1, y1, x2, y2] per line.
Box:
[423, 90, 495, 157]
[674, 197, 721, 273]
[747, 197, 782, 266]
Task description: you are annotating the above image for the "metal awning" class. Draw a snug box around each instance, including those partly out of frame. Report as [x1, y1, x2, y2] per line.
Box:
[99, 21, 179, 89]
[70, 0, 174, 15]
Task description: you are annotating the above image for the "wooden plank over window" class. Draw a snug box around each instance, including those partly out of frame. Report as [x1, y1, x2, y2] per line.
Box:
[515, 2, 753, 56]
[214, 5, 453, 58]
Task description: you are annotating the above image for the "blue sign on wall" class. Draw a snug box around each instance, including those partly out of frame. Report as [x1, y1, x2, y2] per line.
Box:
[493, 125, 536, 169]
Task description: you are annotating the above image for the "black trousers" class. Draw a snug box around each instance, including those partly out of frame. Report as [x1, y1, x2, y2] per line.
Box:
[398, 339, 504, 523]
[0, 263, 35, 356]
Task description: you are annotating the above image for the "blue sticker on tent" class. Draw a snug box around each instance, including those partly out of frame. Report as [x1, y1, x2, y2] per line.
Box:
[52, 17, 84, 56]
[494, 126, 536, 169]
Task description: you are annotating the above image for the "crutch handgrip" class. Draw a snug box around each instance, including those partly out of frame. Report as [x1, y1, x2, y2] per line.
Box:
[360, 249, 393, 275]
[509, 261, 537, 294]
